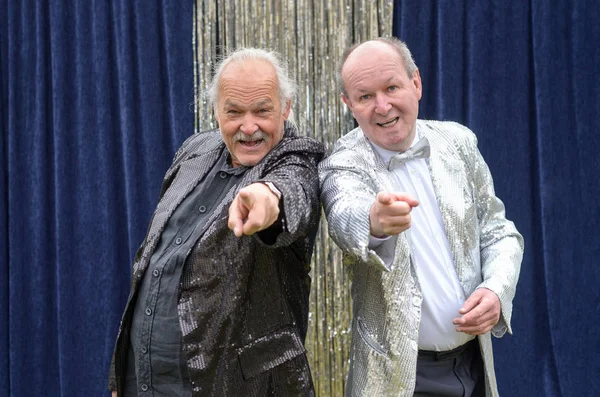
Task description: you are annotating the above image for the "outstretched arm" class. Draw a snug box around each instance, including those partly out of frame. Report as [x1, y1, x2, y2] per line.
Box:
[228, 183, 281, 237]
[320, 151, 419, 272]
[227, 137, 324, 247]
[369, 191, 419, 237]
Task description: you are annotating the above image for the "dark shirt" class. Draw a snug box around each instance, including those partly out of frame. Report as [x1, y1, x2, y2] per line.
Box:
[124, 150, 246, 396]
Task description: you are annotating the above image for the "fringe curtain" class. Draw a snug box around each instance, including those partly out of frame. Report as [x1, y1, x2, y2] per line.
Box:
[192, 1, 393, 395]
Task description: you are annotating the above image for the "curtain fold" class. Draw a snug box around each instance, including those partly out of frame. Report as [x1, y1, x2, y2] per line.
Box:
[1, 3, 8, 395]
[2, 1, 599, 396]
[1, 1, 194, 396]
[395, 1, 600, 396]
[531, 2, 600, 396]
[0, 0, 8, 388]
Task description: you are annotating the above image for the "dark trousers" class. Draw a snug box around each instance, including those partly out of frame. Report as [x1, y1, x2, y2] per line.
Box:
[414, 339, 485, 397]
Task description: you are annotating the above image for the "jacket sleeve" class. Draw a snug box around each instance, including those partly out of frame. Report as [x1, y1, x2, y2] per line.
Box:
[253, 137, 325, 248]
[318, 150, 395, 272]
[461, 127, 524, 337]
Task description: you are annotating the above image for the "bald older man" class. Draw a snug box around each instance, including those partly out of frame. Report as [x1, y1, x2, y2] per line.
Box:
[108, 48, 324, 397]
[319, 37, 523, 397]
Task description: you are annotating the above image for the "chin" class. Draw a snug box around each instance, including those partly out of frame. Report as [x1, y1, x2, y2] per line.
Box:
[236, 154, 262, 167]
[381, 139, 410, 152]
[390, 131, 414, 145]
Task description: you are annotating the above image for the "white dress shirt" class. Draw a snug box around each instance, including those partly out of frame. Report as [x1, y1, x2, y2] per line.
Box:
[368, 130, 475, 351]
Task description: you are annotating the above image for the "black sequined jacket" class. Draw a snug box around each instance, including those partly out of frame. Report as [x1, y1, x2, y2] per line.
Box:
[109, 123, 325, 396]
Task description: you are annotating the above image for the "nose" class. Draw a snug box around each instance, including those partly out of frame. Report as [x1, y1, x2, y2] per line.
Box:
[239, 114, 259, 135]
[374, 93, 391, 115]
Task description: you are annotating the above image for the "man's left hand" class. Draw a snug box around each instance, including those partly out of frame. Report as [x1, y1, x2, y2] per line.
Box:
[228, 183, 280, 237]
[453, 288, 501, 335]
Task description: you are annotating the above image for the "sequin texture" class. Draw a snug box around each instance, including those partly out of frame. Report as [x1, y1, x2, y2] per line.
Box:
[319, 120, 524, 397]
[110, 123, 324, 396]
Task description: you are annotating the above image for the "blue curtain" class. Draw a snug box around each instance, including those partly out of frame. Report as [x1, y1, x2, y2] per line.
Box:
[2, 1, 599, 397]
[1, 1, 194, 396]
[394, 1, 600, 396]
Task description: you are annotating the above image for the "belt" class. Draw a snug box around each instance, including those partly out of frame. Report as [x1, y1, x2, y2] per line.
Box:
[418, 339, 477, 361]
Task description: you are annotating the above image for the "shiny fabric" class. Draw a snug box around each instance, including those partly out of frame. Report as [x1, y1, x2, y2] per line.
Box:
[388, 137, 431, 170]
[370, 135, 474, 351]
[193, 3, 394, 394]
[319, 120, 524, 397]
[110, 122, 325, 396]
[125, 151, 243, 396]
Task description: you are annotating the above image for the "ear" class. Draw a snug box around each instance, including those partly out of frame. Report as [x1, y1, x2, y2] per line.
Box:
[341, 93, 352, 109]
[413, 69, 423, 101]
[282, 100, 291, 120]
[213, 105, 220, 123]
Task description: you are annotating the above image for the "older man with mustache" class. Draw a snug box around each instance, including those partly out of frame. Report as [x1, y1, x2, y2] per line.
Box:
[108, 48, 324, 397]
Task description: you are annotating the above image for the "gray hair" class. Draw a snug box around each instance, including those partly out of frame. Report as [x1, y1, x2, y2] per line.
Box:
[207, 48, 296, 113]
[338, 37, 418, 95]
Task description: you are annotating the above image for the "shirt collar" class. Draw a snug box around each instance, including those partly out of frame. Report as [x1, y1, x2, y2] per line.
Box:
[221, 149, 249, 175]
[367, 124, 423, 166]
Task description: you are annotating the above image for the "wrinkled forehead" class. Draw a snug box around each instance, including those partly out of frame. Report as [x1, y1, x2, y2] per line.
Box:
[218, 59, 280, 104]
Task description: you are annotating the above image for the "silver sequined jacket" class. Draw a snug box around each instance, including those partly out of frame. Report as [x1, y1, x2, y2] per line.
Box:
[109, 123, 324, 396]
[319, 120, 524, 397]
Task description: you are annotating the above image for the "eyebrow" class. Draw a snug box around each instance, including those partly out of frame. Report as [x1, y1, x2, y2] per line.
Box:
[223, 99, 241, 108]
[356, 76, 397, 92]
[254, 99, 274, 107]
[223, 99, 274, 108]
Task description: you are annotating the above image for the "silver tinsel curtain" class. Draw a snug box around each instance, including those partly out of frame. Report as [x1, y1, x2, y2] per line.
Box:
[193, 1, 393, 395]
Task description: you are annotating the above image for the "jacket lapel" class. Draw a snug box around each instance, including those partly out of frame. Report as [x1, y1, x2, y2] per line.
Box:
[134, 145, 224, 276]
[423, 128, 467, 284]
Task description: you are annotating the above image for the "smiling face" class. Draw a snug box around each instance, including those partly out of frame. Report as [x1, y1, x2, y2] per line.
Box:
[214, 59, 290, 167]
[341, 41, 422, 152]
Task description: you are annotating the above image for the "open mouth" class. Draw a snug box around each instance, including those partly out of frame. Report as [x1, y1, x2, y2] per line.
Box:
[239, 139, 263, 148]
[377, 117, 399, 128]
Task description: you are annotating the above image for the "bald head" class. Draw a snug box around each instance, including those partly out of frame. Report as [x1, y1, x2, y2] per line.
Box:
[338, 37, 422, 152]
[339, 37, 418, 95]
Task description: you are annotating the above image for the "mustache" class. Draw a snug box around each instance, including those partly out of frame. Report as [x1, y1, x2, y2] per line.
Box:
[232, 130, 270, 143]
